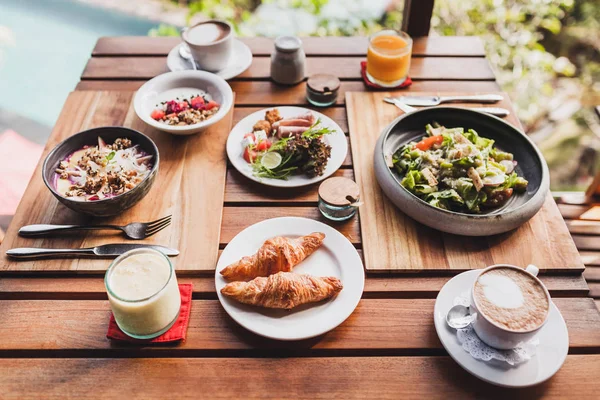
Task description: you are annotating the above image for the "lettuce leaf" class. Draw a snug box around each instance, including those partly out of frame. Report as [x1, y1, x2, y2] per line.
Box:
[463, 129, 494, 150]
[401, 170, 423, 190]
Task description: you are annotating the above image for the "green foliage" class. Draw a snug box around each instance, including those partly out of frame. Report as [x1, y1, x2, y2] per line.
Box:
[148, 23, 180, 37]
[164, 0, 597, 129]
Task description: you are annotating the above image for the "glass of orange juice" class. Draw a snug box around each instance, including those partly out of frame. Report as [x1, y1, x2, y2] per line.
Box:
[366, 30, 412, 87]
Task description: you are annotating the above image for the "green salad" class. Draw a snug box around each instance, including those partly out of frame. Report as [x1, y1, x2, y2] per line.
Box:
[391, 123, 528, 213]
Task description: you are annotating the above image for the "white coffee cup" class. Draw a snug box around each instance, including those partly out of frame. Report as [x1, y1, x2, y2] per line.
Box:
[469, 264, 551, 349]
[182, 20, 233, 72]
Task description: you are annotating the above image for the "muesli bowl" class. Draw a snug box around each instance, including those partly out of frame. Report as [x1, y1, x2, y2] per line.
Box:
[373, 107, 549, 236]
[42, 126, 159, 217]
[134, 70, 233, 135]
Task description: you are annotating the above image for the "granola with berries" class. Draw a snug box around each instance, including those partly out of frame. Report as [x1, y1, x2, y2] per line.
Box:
[54, 137, 153, 201]
[151, 94, 220, 126]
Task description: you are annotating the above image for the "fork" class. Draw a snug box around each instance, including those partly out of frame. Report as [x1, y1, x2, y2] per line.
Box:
[18, 215, 172, 240]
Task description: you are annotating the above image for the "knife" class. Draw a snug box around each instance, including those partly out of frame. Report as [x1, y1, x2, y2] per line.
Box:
[384, 98, 510, 118]
[6, 244, 179, 259]
[389, 94, 504, 106]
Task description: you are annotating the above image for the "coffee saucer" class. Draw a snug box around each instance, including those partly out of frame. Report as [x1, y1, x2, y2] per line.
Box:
[433, 270, 569, 388]
[166, 39, 252, 80]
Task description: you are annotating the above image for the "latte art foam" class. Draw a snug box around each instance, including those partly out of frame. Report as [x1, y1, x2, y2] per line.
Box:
[474, 267, 549, 332]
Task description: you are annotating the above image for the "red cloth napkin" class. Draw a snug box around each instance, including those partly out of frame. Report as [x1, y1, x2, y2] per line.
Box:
[360, 61, 412, 90]
[107, 283, 193, 343]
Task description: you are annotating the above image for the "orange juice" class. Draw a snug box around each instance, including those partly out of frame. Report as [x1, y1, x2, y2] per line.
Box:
[366, 30, 412, 87]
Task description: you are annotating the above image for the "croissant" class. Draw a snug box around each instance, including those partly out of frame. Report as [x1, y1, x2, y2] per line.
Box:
[220, 232, 325, 281]
[221, 271, 343, 309]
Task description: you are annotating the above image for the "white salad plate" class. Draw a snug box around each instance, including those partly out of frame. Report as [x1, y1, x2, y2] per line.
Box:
[167, 40, 253, 80]
[134, 70, 233, 135]
[215, 217, 365, 341]
[226, 106, 348, 188]
[433, 270, 569, 388]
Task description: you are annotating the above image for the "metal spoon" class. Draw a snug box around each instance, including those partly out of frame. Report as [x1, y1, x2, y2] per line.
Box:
[446, 304, 475, 329]
[179, 45, 197, 70]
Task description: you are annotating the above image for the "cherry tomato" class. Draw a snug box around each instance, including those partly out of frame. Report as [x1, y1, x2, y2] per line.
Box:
[190, 96, 205, 109]
[205, 100, 219, 110]
[255, 139, 271, 151]
[243, 147, 258, 163]
[151, 109, 165, 120]
[414, 135, 443, 151]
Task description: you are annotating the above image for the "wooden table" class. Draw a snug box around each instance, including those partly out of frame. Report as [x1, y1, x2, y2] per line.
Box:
[1, 36, 599, 399]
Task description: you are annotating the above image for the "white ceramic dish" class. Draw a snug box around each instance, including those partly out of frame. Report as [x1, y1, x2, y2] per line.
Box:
[215, 217, 365, 341]
[226, 106, 348, 188]
[433, 270, 569, 388]
[167, 40, 253, 80]
[134, 70, 233, 135]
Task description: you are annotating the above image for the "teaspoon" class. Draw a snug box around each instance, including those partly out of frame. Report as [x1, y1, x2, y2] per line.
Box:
[179, 45, 197, 70]
[446, 304, 475, 329]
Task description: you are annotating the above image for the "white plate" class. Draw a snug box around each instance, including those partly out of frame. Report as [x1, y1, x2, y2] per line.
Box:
[433, 270, 569, 388]
[167, 40, 253, 80]
[215, 217, 365, 341]
[226, 106, 348, 188]
[134, 70, 233, 135]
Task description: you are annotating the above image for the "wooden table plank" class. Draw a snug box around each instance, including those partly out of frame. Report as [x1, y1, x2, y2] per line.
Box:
[558, 204, 590, 219]
[584, 266, 600, 281]
[1, 356, 598, 399]
[75, 81, 502, 103]
[573, 235, 600, 251]
[580, 251, 600, 266]
[566, 220, 600, 235]
[346, 91, 584, 272]
[0, 91, 233, 273]
[82, 56, 496, 81]
[0, 298, 597, 353]
[0, 274, 589, 299]
[220, 207, 361, 245]
[92, 36, 486, 57]
[225, 169, 354, 204]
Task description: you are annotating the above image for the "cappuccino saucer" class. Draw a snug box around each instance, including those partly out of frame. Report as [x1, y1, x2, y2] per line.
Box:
[167, 39, 252, 80]
[433, 270, 569, 388]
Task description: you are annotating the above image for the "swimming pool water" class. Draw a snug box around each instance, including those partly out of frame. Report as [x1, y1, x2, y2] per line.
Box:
[0, 0, 160, 128]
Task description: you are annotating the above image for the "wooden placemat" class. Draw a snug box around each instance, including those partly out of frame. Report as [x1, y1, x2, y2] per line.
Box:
[346, 91, 584, 272]
[0, 91, 233, 273]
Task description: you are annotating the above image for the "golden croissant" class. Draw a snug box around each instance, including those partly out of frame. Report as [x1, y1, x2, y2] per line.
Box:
[220, 232, 325, 281]
[221, 271, 343, 309]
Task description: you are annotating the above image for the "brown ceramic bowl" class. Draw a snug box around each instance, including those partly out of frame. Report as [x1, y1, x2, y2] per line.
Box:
[42, 126, 159, 217]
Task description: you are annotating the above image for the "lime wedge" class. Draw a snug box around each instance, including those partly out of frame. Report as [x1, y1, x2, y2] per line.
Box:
[260, 152, 282, 169]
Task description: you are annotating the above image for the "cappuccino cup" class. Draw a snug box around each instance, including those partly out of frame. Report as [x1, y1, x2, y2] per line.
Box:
[470, 264, 551, 349]
[182, 20, 233, 72]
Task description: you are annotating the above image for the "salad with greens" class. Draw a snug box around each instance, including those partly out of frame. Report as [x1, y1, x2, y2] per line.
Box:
[241, 109, 334, 180]
[390, 123, 528, 213]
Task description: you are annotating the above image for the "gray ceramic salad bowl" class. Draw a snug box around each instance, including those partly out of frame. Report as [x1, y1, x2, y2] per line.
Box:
[42, 126, 159, 217]
[373, 107, 549, 236]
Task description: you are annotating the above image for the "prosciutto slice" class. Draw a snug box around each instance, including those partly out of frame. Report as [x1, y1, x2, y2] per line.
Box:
[272, 119, 313, 130]
[277, 126, 309, 139]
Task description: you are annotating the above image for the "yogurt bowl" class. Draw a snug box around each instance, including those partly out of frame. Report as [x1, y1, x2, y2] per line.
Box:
[134, 70, 233, 135]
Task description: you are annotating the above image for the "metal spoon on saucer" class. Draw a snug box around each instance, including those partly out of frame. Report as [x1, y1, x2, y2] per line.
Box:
[446, 305, 475, 329]
[179, 45, 197, 70]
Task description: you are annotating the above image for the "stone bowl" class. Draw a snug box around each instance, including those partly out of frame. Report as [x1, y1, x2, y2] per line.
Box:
[42, 126, 159, 217]
[373, 107, 549, 236]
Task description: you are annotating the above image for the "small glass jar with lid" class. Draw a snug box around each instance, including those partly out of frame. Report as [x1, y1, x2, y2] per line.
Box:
[270, 36, 306, 85]
[318, 177, 361, 221]
[306, 74, 340, 107]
